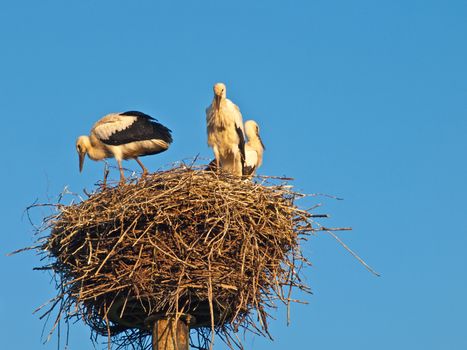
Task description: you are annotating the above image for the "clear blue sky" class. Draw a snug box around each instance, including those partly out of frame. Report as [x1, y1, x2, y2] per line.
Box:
[1, 0, 467, 349]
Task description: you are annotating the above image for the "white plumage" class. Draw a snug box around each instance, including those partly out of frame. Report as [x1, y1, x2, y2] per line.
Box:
[76, 111, 172, 184]
[92, 115, 138, 140]
[243, 120, 265, 176]
[206, 83, 246, 176]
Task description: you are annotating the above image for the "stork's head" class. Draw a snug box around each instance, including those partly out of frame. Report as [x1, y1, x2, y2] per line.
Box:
[245, 120, 265, 149]
[76, 136, 90, 172]
[245, 120, 259, 139]
[213, 82, 226, 110]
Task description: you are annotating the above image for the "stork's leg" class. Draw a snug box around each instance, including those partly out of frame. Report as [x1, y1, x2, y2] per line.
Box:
[117, 159, 125, 185]
[213, 146, 221, 173]
[135, 157, 148, 177]
[102, 163, 109, 189]
[232, 148, 242, 176]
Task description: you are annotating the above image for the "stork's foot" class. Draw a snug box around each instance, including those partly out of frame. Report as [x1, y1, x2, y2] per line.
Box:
[119, 178, 126, 186]
[135, 158, 149, 178]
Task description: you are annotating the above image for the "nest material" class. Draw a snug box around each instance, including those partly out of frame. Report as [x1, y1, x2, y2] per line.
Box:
[34, 165, 314, 349]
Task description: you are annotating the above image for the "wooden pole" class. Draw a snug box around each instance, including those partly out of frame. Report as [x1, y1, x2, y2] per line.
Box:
[152, 318, 189, 350]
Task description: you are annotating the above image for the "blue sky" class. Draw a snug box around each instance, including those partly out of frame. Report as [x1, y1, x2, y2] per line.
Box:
[1, 0, 467, 349]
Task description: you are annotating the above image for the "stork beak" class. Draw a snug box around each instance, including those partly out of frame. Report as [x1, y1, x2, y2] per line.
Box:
[79, 152, 85, 172]
[259, 136, 266, 150]
[215, 95, 221, 110]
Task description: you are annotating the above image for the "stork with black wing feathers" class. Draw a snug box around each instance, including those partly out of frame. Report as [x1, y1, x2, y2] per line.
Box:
[76, 111, 172, 185]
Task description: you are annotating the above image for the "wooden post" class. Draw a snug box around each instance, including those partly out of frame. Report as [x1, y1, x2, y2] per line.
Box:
[152, 318, 189, 350]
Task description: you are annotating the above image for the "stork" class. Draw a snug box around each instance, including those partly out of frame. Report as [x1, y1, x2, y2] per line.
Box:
[76, 111, 172, 185]
[206, 82, 245, 176]
[243, 120, 265, 176]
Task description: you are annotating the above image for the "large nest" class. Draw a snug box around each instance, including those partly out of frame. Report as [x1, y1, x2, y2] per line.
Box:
[31, 165, 317, 349]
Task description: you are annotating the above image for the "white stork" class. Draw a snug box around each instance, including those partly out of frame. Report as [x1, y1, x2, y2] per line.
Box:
[76, 111, 172, 184]
[243, 120, 265, 176]
[206, 82, 245, 176]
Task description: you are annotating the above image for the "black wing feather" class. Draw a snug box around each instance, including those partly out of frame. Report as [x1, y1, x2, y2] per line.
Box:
[236, 126, 246, 175]
[119, 111, 154, 119]
[243, 165, 256, 176]
[101, 111, 173, 146]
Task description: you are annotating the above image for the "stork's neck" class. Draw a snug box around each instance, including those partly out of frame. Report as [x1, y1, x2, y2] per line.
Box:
[209, 98, 231, 127]
[248, 138, 264, 156]
[86, 135, 108, 160]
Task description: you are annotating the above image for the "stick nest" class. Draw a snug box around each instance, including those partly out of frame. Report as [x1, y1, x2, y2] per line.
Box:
[31, 165, 314, 349]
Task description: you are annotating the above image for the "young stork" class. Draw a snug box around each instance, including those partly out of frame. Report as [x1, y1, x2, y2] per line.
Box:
[76, 111, 172, 185]
[243, 120, 265, 176]
[206, 82, 246, 176]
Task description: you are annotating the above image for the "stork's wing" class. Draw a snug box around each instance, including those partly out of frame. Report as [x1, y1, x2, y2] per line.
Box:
[93, 112, 173, 146]
[232, 104, 245, 134]
[245, 148, 258, 165]
[233, 112, 246, 174]
[244, 149, 258, 176]
[243, 165, 256, 176]
[229, 101, 246, 168]
[236, 125, 246, 172]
